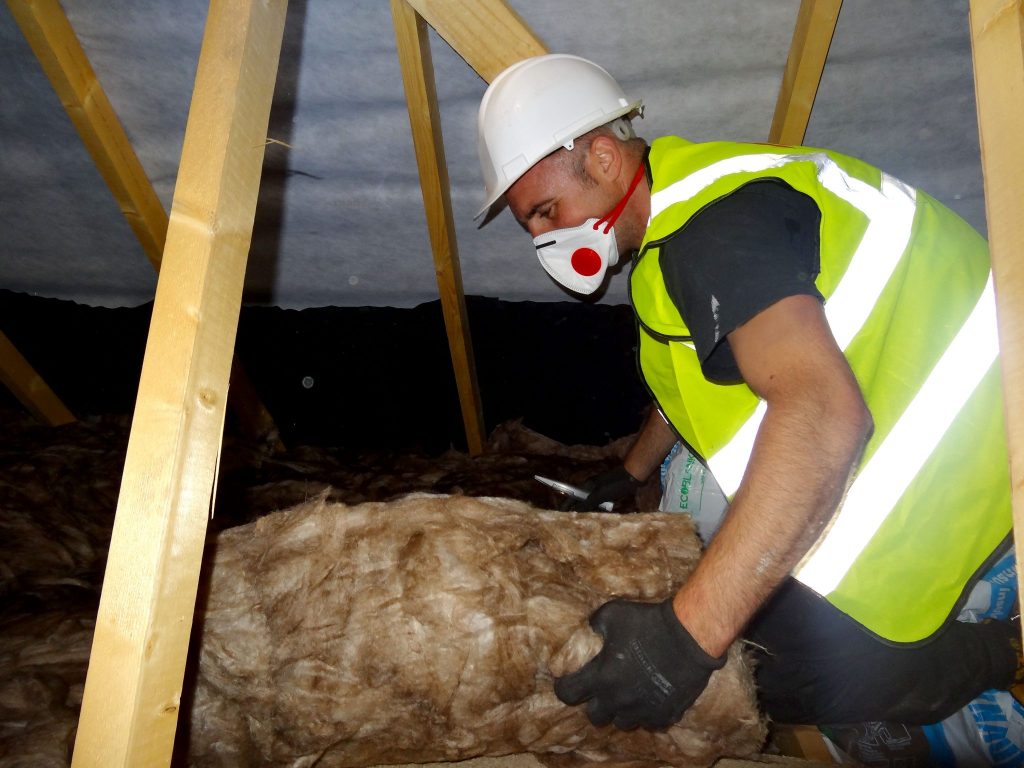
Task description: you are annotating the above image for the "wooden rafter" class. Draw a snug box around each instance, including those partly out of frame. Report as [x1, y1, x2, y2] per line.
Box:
[968, 0, 1024, 632]
[7, 0, 167, 268]
[70, 0, 287, 764]
[0, 330, 74, 426]
[391, 0, 484, 455]
[405, 0, 546, 82]
[7, 0, 281, 447]
[769, 0, 843, 145]
[392, 0, 546, 455]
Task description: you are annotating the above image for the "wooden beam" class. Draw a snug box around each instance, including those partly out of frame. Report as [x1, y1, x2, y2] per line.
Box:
[7, 0, 168, 269]
[0, 331, 75, 425]
[769, 0, 842, 145]
[405, 0, 546, 83]
[70, 1, 287, 765]
[771, 725, 837, 762]
[391, 0, 487, 455]
[391, 0, 546, 454]
[8, 0, 282, 448]
[969, 0, 1024, 638]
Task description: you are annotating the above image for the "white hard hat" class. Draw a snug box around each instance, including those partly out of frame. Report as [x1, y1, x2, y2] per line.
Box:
[475, 54, 643, 224]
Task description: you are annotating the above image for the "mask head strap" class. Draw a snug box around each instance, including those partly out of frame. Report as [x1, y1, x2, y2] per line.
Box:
[594, 161, 647, 234]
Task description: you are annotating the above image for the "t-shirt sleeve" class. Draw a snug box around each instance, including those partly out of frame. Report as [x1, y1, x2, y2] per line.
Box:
[659, 179, 823, 382]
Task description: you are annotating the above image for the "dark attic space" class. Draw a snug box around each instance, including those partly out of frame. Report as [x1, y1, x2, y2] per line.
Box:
[0, 290, 650, 454]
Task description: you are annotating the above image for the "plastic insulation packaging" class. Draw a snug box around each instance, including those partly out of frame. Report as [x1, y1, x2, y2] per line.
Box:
[659, 442, 729, 544]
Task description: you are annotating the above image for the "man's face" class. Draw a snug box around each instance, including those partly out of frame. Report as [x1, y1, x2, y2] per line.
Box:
[505, 151, 619, 240]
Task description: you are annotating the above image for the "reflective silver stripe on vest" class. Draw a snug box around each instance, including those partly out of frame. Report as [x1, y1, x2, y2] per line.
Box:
[709, 164, 918, 492]
[795, 276, 998, 592]
[651, 152, 997, 595]
[653, 152, 917, 492]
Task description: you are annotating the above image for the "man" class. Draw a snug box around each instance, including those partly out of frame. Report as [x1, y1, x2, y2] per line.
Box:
[475, 54, 1017, 733]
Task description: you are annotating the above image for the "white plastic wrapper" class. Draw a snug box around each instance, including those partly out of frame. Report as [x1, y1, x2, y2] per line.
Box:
[922, 691, 1024, 767]
[658, 443, 729, 544]
[957, 547, 1018, 624]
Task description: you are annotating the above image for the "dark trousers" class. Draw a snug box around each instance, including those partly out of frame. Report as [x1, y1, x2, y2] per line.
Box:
[745, 579, 1017, 725]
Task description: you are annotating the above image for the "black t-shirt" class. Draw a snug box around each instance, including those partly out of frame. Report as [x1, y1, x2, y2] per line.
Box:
[658, 179, 823, 383]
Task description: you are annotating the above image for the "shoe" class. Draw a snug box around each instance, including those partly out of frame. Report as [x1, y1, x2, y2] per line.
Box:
[821, 721, 931, 767]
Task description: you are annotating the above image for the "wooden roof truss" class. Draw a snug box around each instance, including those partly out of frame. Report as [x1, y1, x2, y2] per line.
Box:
[3, 0, 1021, 764]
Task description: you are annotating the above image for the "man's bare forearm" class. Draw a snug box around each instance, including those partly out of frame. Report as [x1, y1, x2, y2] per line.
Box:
[672, 394, 871, 656]
[671, 295, 873, 658]
[623, 407, 679, 482]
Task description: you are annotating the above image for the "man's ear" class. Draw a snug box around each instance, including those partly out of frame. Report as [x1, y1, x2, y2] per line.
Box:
[587, 135, 623, 186]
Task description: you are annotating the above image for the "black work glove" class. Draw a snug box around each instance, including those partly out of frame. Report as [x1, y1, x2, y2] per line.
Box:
[554, 598, 726, 731]
[560, 465, 640, 511]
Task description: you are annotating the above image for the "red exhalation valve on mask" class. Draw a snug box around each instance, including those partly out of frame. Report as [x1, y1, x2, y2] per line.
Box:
[570, 248, 603, 277]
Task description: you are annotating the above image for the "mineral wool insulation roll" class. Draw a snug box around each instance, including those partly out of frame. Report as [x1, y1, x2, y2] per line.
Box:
[186, 494, 765, 767]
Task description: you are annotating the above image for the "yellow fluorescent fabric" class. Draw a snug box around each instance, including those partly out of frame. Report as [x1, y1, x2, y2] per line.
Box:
[631, 137, 1011, 643]
[795, 277, 1000, 595]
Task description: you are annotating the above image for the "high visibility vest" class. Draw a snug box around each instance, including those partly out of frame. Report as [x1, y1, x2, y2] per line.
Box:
[631, 136, 1011, 644]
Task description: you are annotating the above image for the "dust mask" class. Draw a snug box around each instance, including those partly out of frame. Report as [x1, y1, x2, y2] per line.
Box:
[533, 161, 646, 295]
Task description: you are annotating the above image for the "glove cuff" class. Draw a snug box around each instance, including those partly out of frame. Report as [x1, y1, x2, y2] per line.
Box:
[659, 599, 727, 671]
[610, 465, 641, 486]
